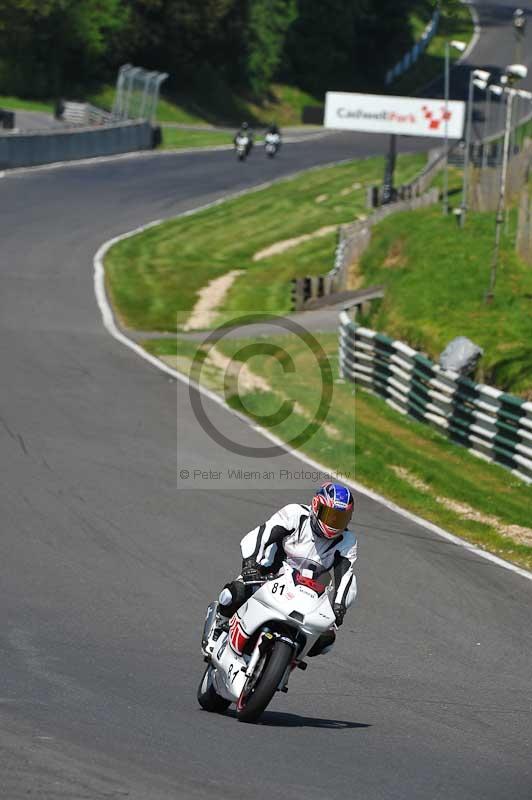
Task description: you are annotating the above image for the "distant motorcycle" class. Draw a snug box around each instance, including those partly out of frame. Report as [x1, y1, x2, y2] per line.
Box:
[264, 131, 281, 158]
[235, 134, 252, 161]
[198, 558, 336, 723]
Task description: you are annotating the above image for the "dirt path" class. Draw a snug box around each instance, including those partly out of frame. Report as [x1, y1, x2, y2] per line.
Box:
[253, 225, 337, 261]
[182, 269, 243, 331]
[391, 466, 532, 545]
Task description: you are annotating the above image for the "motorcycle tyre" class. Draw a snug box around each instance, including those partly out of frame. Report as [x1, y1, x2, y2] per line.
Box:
[197, 664, 231, 713]
[237, 639, 292, 723]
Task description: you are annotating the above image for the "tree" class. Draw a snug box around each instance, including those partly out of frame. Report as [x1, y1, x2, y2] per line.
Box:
[244, 0, 297, 97]
[0, 0, 128, 97]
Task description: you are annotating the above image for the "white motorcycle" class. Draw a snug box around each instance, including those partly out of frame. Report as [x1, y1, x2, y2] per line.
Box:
[264, 131, 280, 158]
[198, 558, 336, 723]
[235, 134, 251, 161]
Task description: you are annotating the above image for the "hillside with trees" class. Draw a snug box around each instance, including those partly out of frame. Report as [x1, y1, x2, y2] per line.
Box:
[0, 1, 447, 107]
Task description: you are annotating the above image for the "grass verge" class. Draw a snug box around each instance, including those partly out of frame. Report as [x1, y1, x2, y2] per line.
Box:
[104, 152, 426, 331]
[159, 128, 264, 150]
[357, 204, 532, 396]
[0, 80, 321, 128]
[143, 333, 532, 572]
[160, 128, 232, 150]
[0, 95, 54, 114]
[88, 85, 204, 125]
[90, 82, 322, 127]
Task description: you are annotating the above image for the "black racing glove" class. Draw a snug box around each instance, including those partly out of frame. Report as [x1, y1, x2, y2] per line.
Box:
[241, 558, 262, 583]
[333, 604, 346, 627]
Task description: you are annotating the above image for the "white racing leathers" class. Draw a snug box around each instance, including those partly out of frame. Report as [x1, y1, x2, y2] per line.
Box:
[241, 503, 357, 615]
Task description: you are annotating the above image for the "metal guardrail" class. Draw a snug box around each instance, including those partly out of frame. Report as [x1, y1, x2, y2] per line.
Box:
[0, 120, 154, 169]
[290, 281, 384, 313]
[338, 312, 532, 484]
[0, 108, 15, 130]
[385, 4, 440, 86]
[59, 101, 114, 126]
[290, 187, 439, 311]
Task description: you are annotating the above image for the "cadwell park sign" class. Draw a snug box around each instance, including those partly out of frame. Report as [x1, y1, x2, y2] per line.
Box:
[324, 91, 465, 139]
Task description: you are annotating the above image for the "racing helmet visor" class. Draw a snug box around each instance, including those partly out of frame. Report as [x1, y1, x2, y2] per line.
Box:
[316, 504, 352, 531]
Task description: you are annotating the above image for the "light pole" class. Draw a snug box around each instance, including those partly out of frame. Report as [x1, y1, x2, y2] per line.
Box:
[486, 64, 529, 302]
[513, 8, 527, 64]
[481, 84, 492, 167]
[483, 84, 503, 168]
[460, 68, 490, 227]
[497, 75, 509, 163]
[487, 88, 516, 301]
[443, 39, 466, 214]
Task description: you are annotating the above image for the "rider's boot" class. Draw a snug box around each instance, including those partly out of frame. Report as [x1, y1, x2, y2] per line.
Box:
[208, 587, 234, 641]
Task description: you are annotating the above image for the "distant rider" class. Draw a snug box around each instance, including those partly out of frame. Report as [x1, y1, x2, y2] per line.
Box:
[265, 122, 281, 142]
[217, 482, 358, 656]
[233, 121, 253, 156]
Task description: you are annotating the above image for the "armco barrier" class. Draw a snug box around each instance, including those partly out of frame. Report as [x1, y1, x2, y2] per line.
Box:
[338, 311, 532, 484]
[385, 4, 440, 86]
[0, 120, 153, 169]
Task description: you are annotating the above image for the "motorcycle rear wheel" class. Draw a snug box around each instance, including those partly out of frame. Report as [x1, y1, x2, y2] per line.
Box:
[197, 664, 231, 713]
[237, 639, 292, 723]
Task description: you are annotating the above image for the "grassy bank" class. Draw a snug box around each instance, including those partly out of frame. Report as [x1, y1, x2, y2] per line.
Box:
[0, 95, 54, 114]
[91, 82, 322, 127]
[1, 80, 322, 128]
[143, 333, 532, 572]
[159, 128, 265, 150]
[356, 205, 532, 396]
[390, 0, 474, 95]
[104, 152, 426, 331]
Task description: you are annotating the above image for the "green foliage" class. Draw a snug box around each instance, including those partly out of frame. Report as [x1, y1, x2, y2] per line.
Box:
[245, 0, 297, 97]
[281, 0, 415, 95]
[390, 0, 474, 95]
[0, 0, 466, 110]
[0, 0, 128, 97]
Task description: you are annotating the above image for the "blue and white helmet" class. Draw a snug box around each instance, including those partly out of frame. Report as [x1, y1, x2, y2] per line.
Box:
[310, 482, 354, 538]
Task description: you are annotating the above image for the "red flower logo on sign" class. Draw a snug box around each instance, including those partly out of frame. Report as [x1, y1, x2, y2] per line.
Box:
[421, 105, 452, 131]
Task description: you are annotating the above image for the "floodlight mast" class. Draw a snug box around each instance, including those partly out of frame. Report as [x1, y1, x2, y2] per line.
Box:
[460, 69, 491, 226]
[443, 39, 466, 214]
[486, 63, 528, 302]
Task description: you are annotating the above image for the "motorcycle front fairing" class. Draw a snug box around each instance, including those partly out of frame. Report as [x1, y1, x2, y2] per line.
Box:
[210, 632, 248, 702]
[209, 564, 336, 703]
[210, 589, 294, 703]
[236, 565, 335, 659]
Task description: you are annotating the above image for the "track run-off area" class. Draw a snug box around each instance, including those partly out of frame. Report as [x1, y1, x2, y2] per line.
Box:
[1, 3, 532, 797]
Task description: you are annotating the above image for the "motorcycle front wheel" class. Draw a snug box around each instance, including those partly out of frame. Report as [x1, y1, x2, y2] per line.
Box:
[236, 639, 292, 723]
[197, 664, 231, 713]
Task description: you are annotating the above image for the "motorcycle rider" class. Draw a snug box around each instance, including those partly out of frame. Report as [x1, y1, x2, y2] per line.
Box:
[216, 482, 357, 656]
[264, 121, 281, 153]
[233, 121, 253, 156]
[265, 121, 281, 138]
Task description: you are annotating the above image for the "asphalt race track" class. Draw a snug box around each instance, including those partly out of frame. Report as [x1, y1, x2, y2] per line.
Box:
[1, 4, 532, 798]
